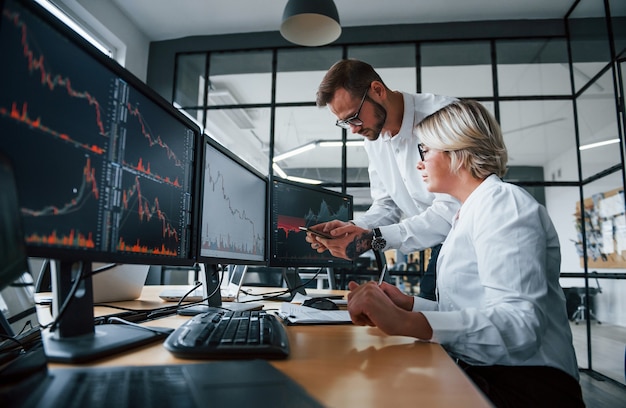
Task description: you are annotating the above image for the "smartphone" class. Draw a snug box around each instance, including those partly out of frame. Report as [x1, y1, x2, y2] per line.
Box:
[299, 226, 334, 239]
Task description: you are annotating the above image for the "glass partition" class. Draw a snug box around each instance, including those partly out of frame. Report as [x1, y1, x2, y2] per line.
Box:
[568, 0, 611, 93]
[348, 44, 417, 92]
[208, 51, 273, 105]
[577, 70, 621, 181]
[567, 0, 626, 387]
[499, 100, 577, 182]
[421, 41, 492, 97]
[611, 0, 626, 58]
[496, 38, 570, 96]
[578, 174, 626, 382]
[273, 106, 342, 183]
[205, 107, 270, 176]
[276, 47, 342, 103]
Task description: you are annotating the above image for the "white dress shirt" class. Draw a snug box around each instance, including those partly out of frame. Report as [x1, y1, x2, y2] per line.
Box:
[414, 175, 579, 380]
[353, 92, 460, 253]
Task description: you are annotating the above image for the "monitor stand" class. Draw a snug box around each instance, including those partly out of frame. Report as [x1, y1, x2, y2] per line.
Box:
[42, 260, 165, 363]
[176, 263, 223, 316]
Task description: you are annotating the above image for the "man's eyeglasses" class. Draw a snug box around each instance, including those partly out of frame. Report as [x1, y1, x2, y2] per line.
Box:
[335, 90, 368, 129]
[418, 143, 426, 161]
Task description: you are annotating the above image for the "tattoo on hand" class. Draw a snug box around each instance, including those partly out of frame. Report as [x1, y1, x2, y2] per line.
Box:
[345, 232, 374, 260]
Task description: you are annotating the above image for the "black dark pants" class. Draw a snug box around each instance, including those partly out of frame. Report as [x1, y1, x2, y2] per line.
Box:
[457, 361, 585, 408]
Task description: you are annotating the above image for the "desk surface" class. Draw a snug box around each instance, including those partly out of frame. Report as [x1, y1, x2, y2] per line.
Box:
[47, 286, 491, 408]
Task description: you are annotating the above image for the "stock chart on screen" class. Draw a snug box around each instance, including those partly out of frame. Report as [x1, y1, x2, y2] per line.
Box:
[0, 0, 197, 263]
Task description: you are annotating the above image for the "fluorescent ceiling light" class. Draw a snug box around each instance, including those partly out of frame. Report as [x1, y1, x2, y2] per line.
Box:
[318, 140, 364, 147]
[275, 140, 363, 162]
[579, 138, 620, 151]
[35, 0, 111, 56]
[273, 164, 321, 184]
[273, 143, 315, 162]
[272, 163, 288, 179]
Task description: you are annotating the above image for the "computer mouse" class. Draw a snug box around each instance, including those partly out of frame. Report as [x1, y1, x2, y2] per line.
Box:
[302, 297, 339, 310]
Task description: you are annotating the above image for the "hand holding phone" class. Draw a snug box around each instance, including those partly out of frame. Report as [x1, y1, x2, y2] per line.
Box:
[299, 226, 334, 239]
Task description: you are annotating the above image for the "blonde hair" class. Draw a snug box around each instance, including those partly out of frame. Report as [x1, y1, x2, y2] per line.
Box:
[416, 100, 508, 178]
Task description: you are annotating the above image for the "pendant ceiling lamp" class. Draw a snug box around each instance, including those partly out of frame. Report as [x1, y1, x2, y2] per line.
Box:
[280, 0, 341, 47]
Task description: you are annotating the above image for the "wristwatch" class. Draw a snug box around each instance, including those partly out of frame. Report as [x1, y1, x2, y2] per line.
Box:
[371, 228, 387, 251]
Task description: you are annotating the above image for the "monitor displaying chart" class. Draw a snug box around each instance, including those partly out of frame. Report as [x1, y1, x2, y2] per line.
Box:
[269, 178, 353, 267]
[197, 136, 267, 264]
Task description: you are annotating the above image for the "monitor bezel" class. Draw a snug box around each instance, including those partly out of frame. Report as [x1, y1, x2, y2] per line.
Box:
[2, 0, 201, 267]
[193, 134, 269, 266]
[269, 177, 354, 268]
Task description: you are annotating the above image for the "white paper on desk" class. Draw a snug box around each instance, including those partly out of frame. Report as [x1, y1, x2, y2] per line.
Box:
[278, 303, 352, 325]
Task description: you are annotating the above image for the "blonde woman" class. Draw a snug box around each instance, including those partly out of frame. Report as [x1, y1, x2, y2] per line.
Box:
[346, 100, 584, 407]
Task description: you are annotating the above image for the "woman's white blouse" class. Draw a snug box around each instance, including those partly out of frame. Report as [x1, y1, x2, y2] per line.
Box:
[414, 175, 579, 380]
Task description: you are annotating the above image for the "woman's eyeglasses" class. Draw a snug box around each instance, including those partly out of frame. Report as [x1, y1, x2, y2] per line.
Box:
[418, 143, 426, 161]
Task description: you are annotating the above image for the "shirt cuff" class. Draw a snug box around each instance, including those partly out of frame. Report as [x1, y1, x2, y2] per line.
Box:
[421, 311, 464, 344]
[379, 224, 402, 250]
[412, 296, 437, 312]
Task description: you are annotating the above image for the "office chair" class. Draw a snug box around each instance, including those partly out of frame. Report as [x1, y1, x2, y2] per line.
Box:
[570, 272, 602, 325]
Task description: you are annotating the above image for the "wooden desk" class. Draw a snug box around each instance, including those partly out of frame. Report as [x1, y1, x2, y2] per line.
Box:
[47, 286, 492, 408]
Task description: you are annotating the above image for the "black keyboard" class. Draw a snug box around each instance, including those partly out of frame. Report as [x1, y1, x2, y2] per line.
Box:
[163, 308, 290, 359]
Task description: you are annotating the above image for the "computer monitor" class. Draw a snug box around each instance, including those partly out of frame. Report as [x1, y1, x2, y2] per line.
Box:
[269, 178, 353, 267]
[0, 0, 200, 361]
[190, 135, 268, 310]
[0, 155, 29, 293]
[196, 135, 267, 265]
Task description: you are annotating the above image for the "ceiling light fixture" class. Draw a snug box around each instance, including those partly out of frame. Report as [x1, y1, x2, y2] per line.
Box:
[273, 143, 316, 162]
[273, 140, 363, 162]
[579, 138, 620, 151]
[318, 140, 364, 147]
[273, 163, 322, 185]
[280, 0, 341, 47]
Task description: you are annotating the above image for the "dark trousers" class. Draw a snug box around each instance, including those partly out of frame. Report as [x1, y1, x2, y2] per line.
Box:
[418, 243, 440, 300]
[457, 361, 585, 408]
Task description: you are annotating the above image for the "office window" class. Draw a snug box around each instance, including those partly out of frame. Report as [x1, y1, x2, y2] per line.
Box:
[174, 53, 206, 125]
[205, 107, 270, 176]
[276, 47, 342, 103]
[610, 0, 626, 57]
[568, 1, 612, 93]
[348, 44, 417, 92]
[273, 106, 341, 184]
[499, 100, 577, 182]
[577, 70, 621, 181]
[496, 39, 570, 96]
[208, 51, 273, 105]
[421, 41, 492, 97]
[274, 48, 344, 183]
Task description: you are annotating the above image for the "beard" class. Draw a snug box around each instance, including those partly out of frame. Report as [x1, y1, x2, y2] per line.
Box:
[358, 99, 387, 141]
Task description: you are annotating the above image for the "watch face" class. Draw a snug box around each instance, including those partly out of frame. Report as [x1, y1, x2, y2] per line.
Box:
[372, 237, 386, 251]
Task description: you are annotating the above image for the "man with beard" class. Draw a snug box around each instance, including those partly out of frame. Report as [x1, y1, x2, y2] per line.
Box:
[304, 59, 459, 300]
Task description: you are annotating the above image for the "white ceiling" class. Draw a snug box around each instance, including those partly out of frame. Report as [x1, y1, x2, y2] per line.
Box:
[109, 0, 577, 42]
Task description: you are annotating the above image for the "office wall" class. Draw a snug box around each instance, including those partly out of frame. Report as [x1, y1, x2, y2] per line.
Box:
[55, 0, 150, 80]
